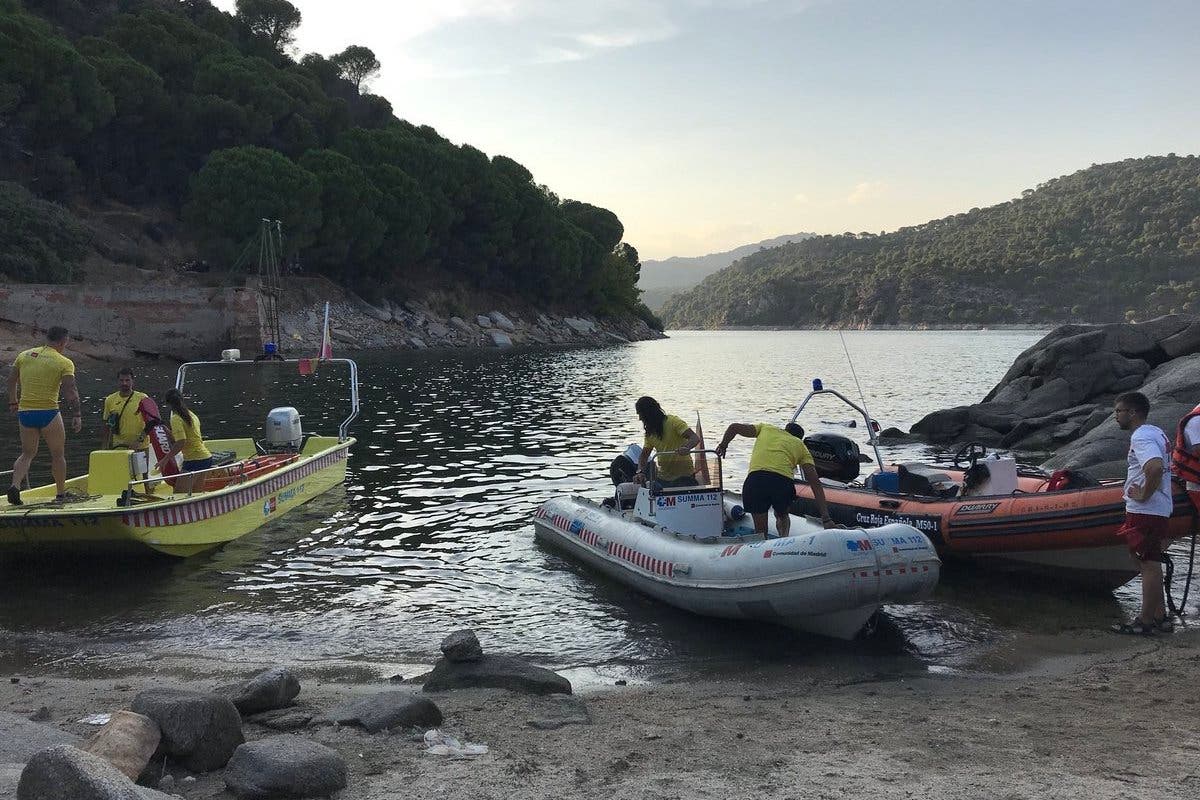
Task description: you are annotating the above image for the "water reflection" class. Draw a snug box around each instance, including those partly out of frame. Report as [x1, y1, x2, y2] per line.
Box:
[8, 330, 1173, 680]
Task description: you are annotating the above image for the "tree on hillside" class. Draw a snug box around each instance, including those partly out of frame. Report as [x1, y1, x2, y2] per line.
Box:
[331, 45, 380, 92]
[183, 145, 321, 266]
[0, 5, 114, 146]
[298, 148, 386, 281]
[235, 0, 301, 51]
[561, 200, 624, 253]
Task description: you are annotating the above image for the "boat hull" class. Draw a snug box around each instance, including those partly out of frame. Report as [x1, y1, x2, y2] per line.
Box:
[791, 477, 1196, 589]
[533, 495, 940, 640]
[0, 439, 352, 558]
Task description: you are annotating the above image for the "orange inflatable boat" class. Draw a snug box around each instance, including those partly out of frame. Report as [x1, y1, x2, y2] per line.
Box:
[785, 384, 1197, 589]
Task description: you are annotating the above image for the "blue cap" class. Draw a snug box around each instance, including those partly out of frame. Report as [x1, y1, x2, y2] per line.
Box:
[812, 378, 823, 391]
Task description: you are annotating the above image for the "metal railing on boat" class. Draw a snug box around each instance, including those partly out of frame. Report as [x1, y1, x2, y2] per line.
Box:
[122, 453, 297, 501]
[175, 357, 359, 442]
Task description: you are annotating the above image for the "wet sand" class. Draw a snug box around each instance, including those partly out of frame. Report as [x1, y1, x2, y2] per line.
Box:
[3, 627, 1199, 799]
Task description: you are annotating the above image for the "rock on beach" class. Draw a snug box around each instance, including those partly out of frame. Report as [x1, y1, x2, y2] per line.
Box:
[130, 689, 244, 772]
[223, 736, 347, 800]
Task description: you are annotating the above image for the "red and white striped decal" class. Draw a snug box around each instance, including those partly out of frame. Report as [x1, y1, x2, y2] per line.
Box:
[539, 506, 676, 578]
[606, 541, 673, 577]
[121, 447, 348, 529]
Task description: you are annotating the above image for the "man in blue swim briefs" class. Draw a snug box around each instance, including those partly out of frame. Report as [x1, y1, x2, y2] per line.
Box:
[6, 326, 82, 504]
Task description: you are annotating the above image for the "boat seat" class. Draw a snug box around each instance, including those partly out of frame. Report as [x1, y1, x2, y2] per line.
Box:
[966, 456, 1019, 496]
[897, 463, 959, 498]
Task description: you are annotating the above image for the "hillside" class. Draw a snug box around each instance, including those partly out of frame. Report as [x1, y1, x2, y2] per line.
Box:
[0, 0, 660, 329]
[661, 156, 1200, 329]
[638, 233, 813, 311]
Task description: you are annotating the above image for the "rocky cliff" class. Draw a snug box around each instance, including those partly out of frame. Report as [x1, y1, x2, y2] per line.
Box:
[907, 315, 1200, 478]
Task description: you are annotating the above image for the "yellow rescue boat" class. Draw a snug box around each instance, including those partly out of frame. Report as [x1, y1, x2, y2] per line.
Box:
[0, 356, 358, 557]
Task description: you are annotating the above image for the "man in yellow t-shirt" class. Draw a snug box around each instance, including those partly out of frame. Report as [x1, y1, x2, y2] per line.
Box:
[101, 367, 150, 450]
[715, 421, 836, 538]
[7, 326, 82, 504]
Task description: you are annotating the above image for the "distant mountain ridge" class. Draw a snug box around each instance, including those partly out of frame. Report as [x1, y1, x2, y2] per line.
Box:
[639, 233, 815, 289]
[638, 232, 814, 311]
[661, 155, 1200, 329]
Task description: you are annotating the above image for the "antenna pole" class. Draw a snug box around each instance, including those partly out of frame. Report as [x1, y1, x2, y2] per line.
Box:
[839, 330, 883, 466]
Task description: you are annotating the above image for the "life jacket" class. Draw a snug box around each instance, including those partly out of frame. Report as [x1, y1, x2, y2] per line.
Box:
[138, 397, 180, 487]
[1172, 404, 1200, 486]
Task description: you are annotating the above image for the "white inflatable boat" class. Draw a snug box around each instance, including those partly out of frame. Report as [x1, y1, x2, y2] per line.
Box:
[533, 452, 941, 640]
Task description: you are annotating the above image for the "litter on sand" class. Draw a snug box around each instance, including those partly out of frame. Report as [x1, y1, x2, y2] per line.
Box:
[423, 729, 488, 757]
[78, 713, 112, 725]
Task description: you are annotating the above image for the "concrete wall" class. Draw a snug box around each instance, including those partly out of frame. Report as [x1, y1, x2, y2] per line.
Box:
[0, 284, 262, 360]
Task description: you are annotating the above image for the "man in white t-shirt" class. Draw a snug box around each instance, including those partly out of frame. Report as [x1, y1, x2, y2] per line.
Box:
[1112, 391, 1173, 634]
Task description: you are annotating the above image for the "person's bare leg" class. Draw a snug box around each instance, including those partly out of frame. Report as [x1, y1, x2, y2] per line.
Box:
[751, 512, 769, 537]
[775, 508, 791, 538]
[1141, 559, 1165, 623]
[175, 471, 195, 495]
[41, 414, 67, 495]
[10, 424, 40, 490]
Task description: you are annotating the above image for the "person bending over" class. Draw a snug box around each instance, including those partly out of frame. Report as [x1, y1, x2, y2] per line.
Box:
[715, 422, 837, 538]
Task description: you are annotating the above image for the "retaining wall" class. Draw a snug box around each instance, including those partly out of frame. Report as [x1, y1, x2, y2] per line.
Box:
[0, 284, 263, 360]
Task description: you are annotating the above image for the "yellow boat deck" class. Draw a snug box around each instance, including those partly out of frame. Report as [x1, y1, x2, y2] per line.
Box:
[0, 435, 352, 557]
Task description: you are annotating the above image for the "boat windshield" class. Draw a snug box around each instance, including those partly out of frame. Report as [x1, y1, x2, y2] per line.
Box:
[176, 357, 359, 442]
[646, 449, 723, 494]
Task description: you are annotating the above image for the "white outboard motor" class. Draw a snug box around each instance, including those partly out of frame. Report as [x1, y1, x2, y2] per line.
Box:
[265, 407, 302, 451]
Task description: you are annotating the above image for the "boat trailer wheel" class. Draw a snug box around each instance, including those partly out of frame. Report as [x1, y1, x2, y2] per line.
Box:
[953, 441, 988, 469]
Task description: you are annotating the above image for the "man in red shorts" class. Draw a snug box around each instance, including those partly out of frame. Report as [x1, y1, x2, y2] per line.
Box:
[1112, 392, 1173, 634]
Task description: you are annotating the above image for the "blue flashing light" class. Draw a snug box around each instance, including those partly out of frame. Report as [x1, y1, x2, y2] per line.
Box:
[263, 342, 278, 355]
[812, 378, 823, 391]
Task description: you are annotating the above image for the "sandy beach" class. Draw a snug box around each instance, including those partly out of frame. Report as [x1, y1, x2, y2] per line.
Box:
[3, 625, 1199, 800]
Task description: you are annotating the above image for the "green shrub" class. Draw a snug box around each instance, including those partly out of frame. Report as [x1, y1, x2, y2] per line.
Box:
[0, 181, 90, 282]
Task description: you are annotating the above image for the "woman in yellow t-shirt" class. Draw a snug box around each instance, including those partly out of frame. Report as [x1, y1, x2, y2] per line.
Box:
[633, 396, 700, 488]
[157, 389, 212, 494]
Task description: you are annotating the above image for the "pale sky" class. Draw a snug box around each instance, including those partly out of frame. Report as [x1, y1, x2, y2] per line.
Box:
[213, 0, 1199, 260]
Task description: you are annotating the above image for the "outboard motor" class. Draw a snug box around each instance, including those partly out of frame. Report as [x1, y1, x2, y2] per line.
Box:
[264, 407, 303, 452]
[804, 433, 862, 482]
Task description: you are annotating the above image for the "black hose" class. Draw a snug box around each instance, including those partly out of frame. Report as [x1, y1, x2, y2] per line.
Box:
[1163, 501, 1198, 618]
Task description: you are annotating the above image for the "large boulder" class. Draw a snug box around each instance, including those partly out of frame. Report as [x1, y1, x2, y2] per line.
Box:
[912, 318, 1200, 460]
[321, 693, 442, 734]
[562, 317, 594, 335]
[82, 711, 160, 780]
[1044, 354, 1200, 474]
[1161, 321, 1200, 359]
[218, 667, 301, 715]
[0, 712, 82, 798]
[422, 654, 572, 695]
[223, 737, 347, 800]
[130, 689, 244, 772]
[17, 745, 142, 800]
[488, 311, 516, 332]
[0, 711, 81, 764]
[909, 406, 972, 443]
[440, 629, 484, 663]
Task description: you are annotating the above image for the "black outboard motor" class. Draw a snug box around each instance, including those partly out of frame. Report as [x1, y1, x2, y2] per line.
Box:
[803, 433, 862, 482]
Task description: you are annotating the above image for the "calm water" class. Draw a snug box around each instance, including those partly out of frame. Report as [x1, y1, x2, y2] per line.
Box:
[2, 331, 1190, 681]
